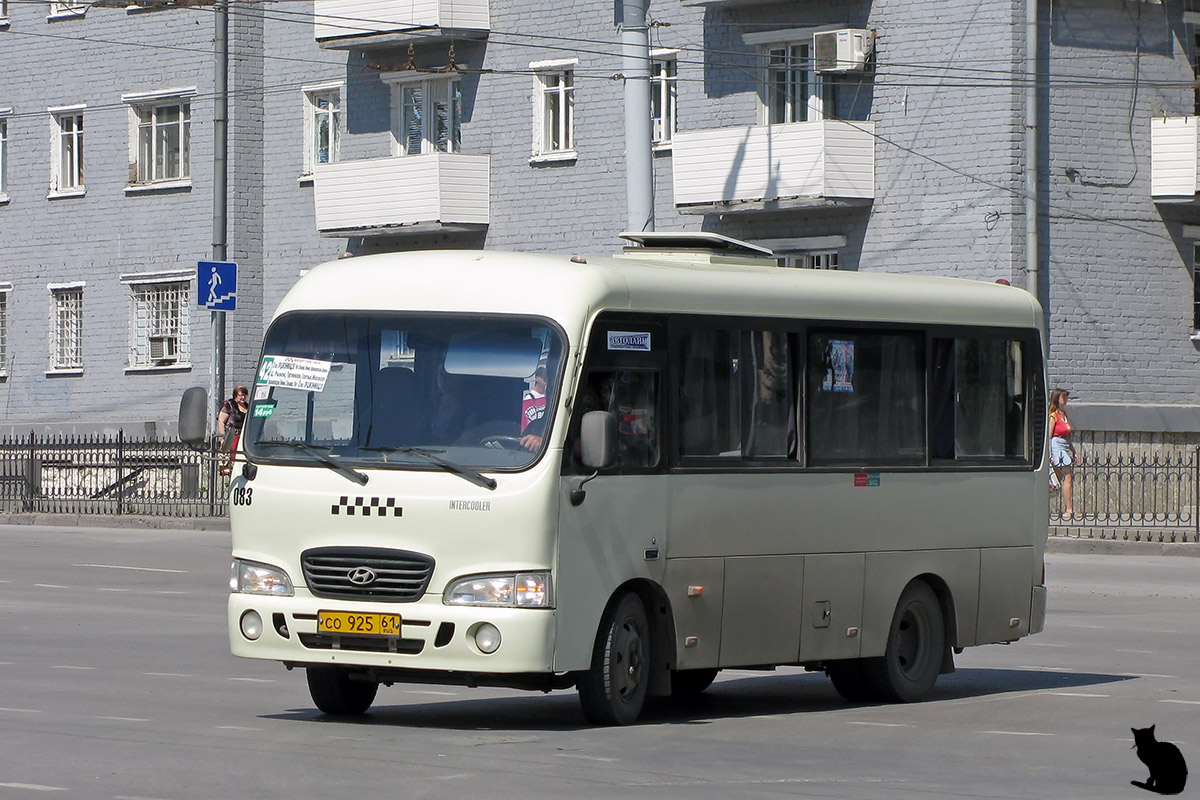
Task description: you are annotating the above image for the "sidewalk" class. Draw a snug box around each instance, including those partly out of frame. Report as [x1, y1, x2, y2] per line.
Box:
[0, 513, 230, 531]
[1048, 526, 1200, 557]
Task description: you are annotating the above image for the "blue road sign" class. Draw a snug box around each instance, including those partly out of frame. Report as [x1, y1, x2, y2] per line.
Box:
[199, 261, 237, 311]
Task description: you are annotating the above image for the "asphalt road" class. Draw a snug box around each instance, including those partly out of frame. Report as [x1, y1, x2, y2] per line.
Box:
[1, 524, 1196, 799]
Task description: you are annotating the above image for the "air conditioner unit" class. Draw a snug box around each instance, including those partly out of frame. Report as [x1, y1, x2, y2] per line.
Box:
[149, 334, 178, 362]
[813, 29, 873, 73]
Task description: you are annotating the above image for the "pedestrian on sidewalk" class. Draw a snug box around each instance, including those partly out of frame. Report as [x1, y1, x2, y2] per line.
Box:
[1049, 387, 1076, 520]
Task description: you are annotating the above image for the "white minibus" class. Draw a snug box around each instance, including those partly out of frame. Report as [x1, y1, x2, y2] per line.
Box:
[190, 233, 1048, 725]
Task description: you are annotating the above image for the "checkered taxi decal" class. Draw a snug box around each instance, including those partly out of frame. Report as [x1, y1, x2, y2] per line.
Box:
[331, 496, 403, 517]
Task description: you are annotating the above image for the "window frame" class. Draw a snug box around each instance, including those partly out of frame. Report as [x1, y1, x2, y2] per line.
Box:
[49, 106, 85, 197]
[302, 82, 343, 176]
[780, 250, 839, 269]
[122, 271, 193, 371]
[385, 75, 462, 157]
[650, 51, 678, 147]
[0, 111, 9, 202]
[0, 284, 10, 376]
[47, 282, 84, 374]
[123, 89, 195, 191]
[530, 59, 577, 161]
[758, 40, 833, 124]
[48, 0, 86, 19]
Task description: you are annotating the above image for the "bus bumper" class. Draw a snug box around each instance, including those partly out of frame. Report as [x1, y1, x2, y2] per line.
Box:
[228, 592, 557, 676]
[1029, 585, 1047, 635]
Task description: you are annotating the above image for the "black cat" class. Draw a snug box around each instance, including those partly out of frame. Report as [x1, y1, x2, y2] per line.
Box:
[1131, 725, 1188, 795]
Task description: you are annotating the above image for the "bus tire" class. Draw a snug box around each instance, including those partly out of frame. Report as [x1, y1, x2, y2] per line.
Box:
[826, 660, 874, 703]
[670, 668, 719, 698]
[306, 666, 378, 715]
[578, 592, 650, 725]
[862, 581, 945, 703]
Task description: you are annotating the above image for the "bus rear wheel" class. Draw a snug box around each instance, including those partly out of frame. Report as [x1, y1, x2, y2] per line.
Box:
[826, 660, 874, 703]
[306, 666, 378, 715]
[578, 592, 650, 725]
[862, 581, 945, 703]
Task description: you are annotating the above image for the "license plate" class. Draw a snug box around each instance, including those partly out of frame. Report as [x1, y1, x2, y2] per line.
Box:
[317, 610, 402, 637]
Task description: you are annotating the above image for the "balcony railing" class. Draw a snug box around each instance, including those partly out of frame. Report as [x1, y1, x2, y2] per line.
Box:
[312, 153, 490, 236]
[671, 119, 875, 211]
[313, 0, 489, 47]
[1151, 116, 1200, 201]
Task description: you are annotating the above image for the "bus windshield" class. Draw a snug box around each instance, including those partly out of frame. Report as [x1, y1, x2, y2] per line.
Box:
[244, 312, 565, 473]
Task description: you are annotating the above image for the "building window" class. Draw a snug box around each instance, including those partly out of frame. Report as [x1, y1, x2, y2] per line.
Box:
[49, 285, 83, 371]
[763, 42, 832, 124]
[51, 110, 84, 194]
[128, 279, 189, 367]
[303, 85, 341, 175]
[133, 100, 190, 184]
[781, 251, 839, 269]
[0, 116, 8, 199]
[394, 78, 460, 156]
[532, 64, 575, 157]
[0, 288, 8, 374]
[651, 56, 677, 146]
[49, 0, 86, 17]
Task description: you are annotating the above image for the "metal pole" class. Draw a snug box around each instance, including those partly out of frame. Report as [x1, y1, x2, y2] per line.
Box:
[620, 0, 654, 233]
[211, 0, 229, 433]
[1024, 0, 1040, 322]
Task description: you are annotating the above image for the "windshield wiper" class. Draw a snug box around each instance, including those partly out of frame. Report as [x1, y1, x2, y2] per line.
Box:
[291, 443, 369, 486]
[364, 446, 497, 491]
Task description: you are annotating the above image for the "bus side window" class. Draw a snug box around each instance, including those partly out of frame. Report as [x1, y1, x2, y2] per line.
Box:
[569, 370, 660, 471]
[931, 338, 1028, 463]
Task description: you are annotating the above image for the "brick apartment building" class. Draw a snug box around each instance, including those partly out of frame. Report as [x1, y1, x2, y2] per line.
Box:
[0, 0, 1198, 446]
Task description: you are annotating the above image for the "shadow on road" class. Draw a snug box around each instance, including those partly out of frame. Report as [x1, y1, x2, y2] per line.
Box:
[262, 666, 1136, 731]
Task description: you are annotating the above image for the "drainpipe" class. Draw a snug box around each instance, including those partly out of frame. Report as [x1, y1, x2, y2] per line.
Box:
[1025, 0, 1041, 327]
[211, 0, 229, 431]
[620, 0, 654, 232]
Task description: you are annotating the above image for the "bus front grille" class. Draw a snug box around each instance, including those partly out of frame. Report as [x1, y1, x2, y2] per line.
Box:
[298, 633, 425, 654]
[301, 546, 435, 602]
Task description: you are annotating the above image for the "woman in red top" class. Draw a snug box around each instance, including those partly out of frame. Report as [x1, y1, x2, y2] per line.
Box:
[1048, 387, 1075, 519]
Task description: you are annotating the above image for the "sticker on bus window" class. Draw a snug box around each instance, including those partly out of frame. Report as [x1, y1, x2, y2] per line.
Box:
[608, 331, 651, 352]
[253, 385, 271, 401]
[252, 400, 277, 419]
[821, 340, 855, 392]
[257, 355, 332, 392]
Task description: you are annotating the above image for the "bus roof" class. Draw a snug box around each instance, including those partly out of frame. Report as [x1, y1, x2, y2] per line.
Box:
[274, 249, 1044, 333]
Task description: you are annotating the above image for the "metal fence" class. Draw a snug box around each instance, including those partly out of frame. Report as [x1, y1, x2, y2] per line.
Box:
[1050, 444, 1199, 539]
[0, 432, 228, 517]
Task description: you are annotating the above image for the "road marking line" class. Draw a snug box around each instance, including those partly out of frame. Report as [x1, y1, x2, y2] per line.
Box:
[1116, 649, 1155, 655]
[216, 725, 263, 731]
[846, 721, 914, 727]
[556, 753, 619, 762]
[1117, 673, 1178, 679]
[228, 677, 275, 683]
[34, 584, 68, 589]
[405, 690, 459, 696]
[97, 716, 150, 722]
[982, 730, 1055, 736]
[142, 672, 193, 678]
[1016, 665, 1073, 672]
[1047, 692, 1110, 697]
[97, 588, 130, 593]
[51, 665, 95, 671]
[154, 591, 189, 595]
[0, 662, 13, 666]
[1158, 699, 1200, 705]
[0, 708, 42, 713]
[74, 563, 187, 574]
[0, 783, 67, 792]
[1024, 642, 1068, 647]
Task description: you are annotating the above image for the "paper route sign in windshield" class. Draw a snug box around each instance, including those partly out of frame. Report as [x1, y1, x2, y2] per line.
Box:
[257, 355, 332, 392]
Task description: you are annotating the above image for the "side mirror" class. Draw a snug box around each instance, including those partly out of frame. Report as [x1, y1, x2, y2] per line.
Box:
[178, 386, 209, 446]
[580, 410, 617, 470]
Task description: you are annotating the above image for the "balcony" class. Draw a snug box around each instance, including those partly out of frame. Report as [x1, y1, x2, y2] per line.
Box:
[313, 0, 489, 49]
[312, 153, 490, 236]
[671, 120, 875, 212]
[1151, 116, 1200, 202]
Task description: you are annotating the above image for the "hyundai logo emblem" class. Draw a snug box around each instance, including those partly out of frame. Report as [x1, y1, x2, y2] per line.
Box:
[348, 566, 377, 585]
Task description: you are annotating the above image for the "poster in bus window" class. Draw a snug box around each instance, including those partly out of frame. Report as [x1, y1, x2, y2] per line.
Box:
[821, 340, 855, 393]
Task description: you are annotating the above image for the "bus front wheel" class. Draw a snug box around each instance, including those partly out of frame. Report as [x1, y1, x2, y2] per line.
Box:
[306, 666, 378, 715]
[862, 581, 945, 703]
[578, 592, 650, 725]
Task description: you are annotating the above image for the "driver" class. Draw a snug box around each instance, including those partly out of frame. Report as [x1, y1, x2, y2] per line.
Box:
[519, 366, 548, 451]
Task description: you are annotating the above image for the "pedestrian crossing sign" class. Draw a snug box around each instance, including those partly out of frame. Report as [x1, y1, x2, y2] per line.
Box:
[198, 260, 237, 311]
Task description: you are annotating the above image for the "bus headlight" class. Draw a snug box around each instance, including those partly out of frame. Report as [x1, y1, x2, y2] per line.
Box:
[444, 573, 553, 608]
[231, 559, 294, 596]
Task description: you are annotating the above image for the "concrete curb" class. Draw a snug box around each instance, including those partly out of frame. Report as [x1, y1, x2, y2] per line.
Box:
[0, 513, 230, 531]
[1047, 535, 1200, 557]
